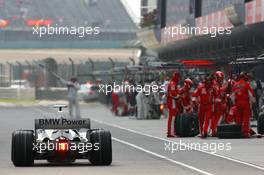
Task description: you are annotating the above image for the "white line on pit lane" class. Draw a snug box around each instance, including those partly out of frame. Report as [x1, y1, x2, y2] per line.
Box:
[32, 107, 211, 174]
[32, 106, 264, 171]
[112, 137, 213, 175]
[92, 118, 264, 172]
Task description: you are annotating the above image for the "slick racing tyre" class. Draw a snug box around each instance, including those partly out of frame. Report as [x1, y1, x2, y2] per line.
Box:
[188, 113, 199, 137]
[90, 130, 112, 165]
[257, 114, 264, 135]
[217, 124, 242, 138]
[175, 115, 182, 136]
[175, 113, 199, 137]
[12, 130, 34, 166]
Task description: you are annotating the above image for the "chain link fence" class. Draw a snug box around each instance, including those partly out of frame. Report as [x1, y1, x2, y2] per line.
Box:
[0, 57, 132, 100]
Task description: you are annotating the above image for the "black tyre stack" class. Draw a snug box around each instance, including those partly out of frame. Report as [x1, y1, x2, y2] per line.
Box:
[217, 124, 242, 138]
[174, 113, 199, 137]
[257, 114, 264, 135]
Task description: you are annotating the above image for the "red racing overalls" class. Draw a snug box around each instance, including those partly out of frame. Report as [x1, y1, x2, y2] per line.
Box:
[167, 80, 179, 137]
[231, 79, 255, 137]
[211, 80, 227, 136]
[179, 86, 192, 113]
[193, 83, 214, 136]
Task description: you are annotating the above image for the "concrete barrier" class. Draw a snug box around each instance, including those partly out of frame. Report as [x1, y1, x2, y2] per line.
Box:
[0, 88, 35, 99]
[36, 88, 68, 100]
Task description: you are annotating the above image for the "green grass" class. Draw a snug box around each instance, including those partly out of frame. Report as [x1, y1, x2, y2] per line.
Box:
[0, 98, 36, 104]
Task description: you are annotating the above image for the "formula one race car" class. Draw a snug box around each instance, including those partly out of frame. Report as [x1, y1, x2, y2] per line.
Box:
[11, 105, 112, 166]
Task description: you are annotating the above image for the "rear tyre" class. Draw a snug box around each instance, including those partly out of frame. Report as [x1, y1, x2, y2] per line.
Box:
[90, 130, 112, 165]
[257, 114, 264, 135]
[12, 130, 34, 166]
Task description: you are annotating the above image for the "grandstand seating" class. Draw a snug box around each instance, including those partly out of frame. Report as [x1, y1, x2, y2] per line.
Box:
[0, 0, 137, 48]
[202, 0, 244, 16]
[0, 0, 137, 32]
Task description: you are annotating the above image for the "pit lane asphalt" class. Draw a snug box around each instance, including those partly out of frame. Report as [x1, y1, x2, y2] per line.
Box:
[0, 103, 264, 175]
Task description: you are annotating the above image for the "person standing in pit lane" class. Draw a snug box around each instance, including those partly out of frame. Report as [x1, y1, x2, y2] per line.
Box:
[128, 79, 138, 116]
[211, 71, 227, 137]
[255, 80, 263, 113]
[160, 76, 170, 119]
[111, 86, 119, 115]
[148, 81, 161, 119]
[178, 78, 194, 114]
[231, 72, 256, 138]
[167, 72, 180, 138]
[192, 75, 214, 138]
[59, 77, 81, 119]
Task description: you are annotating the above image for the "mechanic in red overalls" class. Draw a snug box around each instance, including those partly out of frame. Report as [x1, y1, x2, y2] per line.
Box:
[192, 76, 214, 138]
[179, 78, 194, 114]
[225, 75, 238, 123]
[211, 71, 227, 136]
[231, 72, 255, 138]
[111, 88, 119, 115]
[167, 72, 180, 138]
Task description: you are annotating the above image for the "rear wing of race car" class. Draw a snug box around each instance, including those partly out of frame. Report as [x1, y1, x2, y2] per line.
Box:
[35, 118, 90, 129]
